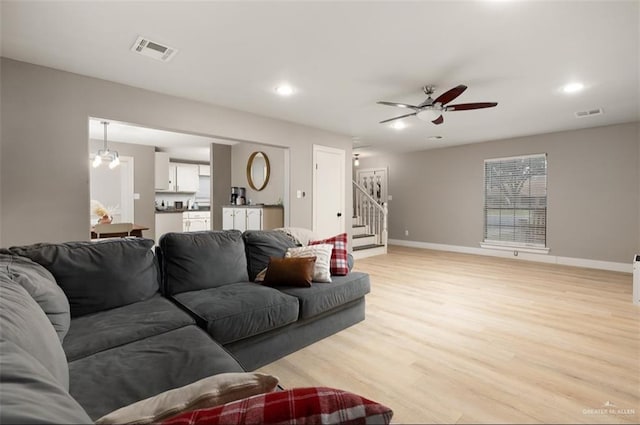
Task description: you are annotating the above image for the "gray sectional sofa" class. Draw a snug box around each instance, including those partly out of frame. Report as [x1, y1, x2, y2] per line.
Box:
[158, 230, 371, 370]
[0, 229, 370, 423]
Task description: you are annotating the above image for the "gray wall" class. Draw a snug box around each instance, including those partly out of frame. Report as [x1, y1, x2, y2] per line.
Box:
[89, 139, 155, 239]
[359, 122, 639, 263]
[231, 142, 285, 205]
[0, 58, 352, 246]
[211, 143, 231, 230]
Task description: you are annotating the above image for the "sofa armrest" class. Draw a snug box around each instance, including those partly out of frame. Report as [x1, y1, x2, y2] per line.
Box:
[348, 253, 355, 272]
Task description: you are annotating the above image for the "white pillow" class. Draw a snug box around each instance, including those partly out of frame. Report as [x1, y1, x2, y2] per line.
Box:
[95, 372, 279, 425]
[274, 227, 319, 246]
[286, 244, 332, 283]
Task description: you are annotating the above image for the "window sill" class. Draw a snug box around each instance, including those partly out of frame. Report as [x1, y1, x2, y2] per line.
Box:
[480, 242, 550, 255]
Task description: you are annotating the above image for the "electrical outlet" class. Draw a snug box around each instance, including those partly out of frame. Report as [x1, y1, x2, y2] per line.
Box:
[404, 230, 409, 237]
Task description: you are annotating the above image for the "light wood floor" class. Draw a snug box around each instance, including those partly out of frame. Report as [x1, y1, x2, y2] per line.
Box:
[259, 246, 639, 424]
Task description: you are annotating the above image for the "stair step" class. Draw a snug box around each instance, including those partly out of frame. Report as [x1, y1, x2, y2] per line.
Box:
[353, 233, 375, 239]
[352, 234, 376, 247]
[352, 244, 387, 259]
[353, 243, 385, 252]
[352, 224, 368, 236]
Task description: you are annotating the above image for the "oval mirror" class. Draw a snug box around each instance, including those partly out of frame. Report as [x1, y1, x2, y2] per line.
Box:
[247, 151, 270, 191]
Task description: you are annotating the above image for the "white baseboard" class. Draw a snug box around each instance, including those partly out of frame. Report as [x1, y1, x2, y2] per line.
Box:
[388, 239, 632, 273]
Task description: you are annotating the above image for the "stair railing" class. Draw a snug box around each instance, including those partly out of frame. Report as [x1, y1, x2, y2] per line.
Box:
[353, 180, 388, 246]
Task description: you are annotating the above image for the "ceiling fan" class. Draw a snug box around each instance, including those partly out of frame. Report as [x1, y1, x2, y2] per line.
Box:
[377, 84, 497, 125]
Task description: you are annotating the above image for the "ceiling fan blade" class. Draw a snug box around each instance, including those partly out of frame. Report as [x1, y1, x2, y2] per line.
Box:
[379, 112, 417, 124]
[377, 101, 419, 110]
[446, 102, 498, 111]
[432, 115, 444, 125]
[433, 85, 467, 105]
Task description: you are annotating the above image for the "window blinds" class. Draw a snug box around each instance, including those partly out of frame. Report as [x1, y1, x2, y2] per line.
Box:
[484, 153, 547, 248]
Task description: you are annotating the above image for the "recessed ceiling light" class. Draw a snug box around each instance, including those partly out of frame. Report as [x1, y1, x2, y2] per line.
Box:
[275, 85, 294, 96]
[562, 82, 584, 94]
[390, 121, 406, 130]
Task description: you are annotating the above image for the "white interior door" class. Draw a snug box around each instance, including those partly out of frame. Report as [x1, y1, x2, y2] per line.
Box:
[313, 145, 345, 238]
[90, 156, 134, 223]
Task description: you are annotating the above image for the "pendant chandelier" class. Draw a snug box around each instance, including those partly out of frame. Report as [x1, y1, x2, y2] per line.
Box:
[92, 121, 120, 169]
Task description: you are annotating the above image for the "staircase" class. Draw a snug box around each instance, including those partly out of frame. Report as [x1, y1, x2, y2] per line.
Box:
[352, 180, 388, 259]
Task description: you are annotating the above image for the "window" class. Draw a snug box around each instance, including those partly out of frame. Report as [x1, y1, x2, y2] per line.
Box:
[483, 153, 548, 251]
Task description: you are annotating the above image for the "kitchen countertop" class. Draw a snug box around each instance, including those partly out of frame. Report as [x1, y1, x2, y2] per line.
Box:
[223, 204, 283, 209]
[156, 207, 210, 214]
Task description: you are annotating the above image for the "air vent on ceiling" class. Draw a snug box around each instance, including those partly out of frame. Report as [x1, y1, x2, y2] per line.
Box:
[130, 36, 177, 62]
[575, 108, 603, 118]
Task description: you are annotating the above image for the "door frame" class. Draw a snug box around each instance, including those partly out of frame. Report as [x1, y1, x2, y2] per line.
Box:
[356, 167, 389, 204]
[312, 145, 346, 236]
[119, 156, 135, 222]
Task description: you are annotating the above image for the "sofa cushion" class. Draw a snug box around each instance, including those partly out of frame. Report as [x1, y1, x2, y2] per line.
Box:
[0, 273, 70, 390]
[0, 253, 70, 341]
[63, 294, 195, 362]
[160, 230, 248, 295]
[279, 272, 370, 320]
[173, 282, 299, 345]
[9, 238, 158, 317]
[68, 325, 244, 420]
[243, 230, 298, 281]
[0, 340, 92, 424]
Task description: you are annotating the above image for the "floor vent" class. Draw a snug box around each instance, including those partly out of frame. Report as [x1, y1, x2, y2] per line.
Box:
[575, 108, 603, 118]
[130, 36, 177, 62]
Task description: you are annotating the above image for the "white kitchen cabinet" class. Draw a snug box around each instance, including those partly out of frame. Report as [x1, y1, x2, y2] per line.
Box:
[155, 212, 183, 243]
[246, 208, 262, 230]
[222, 208, 247, 231]
[183, 211, 211, 232]
[154, 152, 170, 190]
[222, 208, 234, 230]
[198, 164, 210, 176]
[222, 206, 283, 231]
[167, 163, 177, 192]
[162, 162, 199, 193]
[175, 164, 199, 192]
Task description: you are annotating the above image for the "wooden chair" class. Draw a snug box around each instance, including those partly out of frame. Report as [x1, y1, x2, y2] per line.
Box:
[93, 223, 135, 239]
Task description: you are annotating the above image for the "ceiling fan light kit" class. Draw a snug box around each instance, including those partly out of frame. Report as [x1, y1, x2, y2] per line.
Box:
[416, 108, 442, 122]
[377, 84, 498, 126]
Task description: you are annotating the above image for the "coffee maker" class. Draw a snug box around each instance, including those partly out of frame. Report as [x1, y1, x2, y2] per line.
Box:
[230, 187, 246, 205]
[230, 187, 239, 205]
[238, 187, 246, 205]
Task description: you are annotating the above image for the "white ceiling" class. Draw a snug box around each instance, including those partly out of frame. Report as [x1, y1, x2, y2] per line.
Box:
[2, 1, 639, 154]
